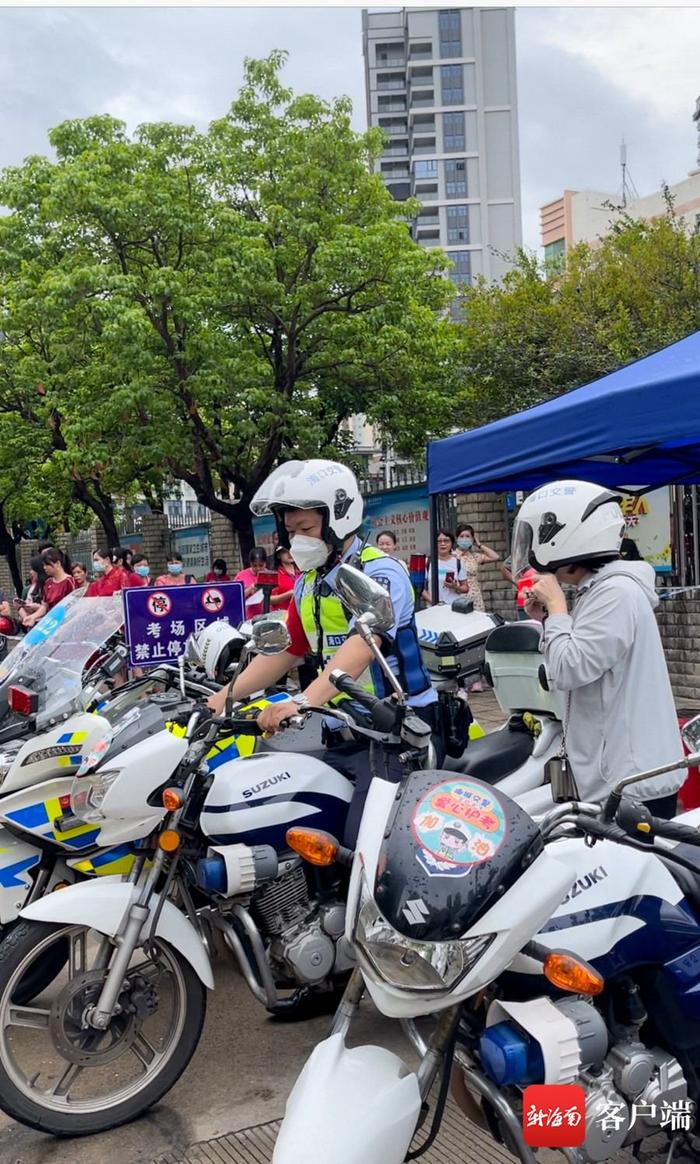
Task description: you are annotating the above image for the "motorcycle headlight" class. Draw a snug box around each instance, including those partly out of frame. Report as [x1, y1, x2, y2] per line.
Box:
[0, 743, 22, 788]
[76, 731, 113, 776]
[354, 875, 495, 994]
[70, 769, 121, 822]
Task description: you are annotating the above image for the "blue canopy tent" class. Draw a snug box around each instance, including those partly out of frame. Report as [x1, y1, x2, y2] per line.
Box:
[427, 330, 700, 496]
[425, 331, 700, 598]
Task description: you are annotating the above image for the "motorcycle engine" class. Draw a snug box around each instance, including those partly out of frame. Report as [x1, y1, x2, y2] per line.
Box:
[580, 1043, 687, 1162]
[251, 857, 350, 985]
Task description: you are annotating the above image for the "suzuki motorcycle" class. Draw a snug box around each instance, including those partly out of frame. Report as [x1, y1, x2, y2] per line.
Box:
[274, 716, 700, 1163]
[0, 590, 125, 752]
[0, 591, 443, 1135]
[0, 614, 232, 955]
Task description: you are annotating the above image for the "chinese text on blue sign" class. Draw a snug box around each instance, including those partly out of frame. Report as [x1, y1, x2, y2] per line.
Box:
[122, 583, 245, 668]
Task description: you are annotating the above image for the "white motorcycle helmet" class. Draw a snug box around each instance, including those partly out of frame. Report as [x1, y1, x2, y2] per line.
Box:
[511, 480, 625, 577]
[250, 459, 363, 551]
[193, 620, 246, 682]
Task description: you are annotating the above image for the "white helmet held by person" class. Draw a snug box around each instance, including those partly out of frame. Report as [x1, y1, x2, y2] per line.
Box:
[250, 459, 363, 551]
[511, 480, 625, 578]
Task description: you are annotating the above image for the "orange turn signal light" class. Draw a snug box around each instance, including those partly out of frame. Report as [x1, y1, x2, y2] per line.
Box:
[286, 827, 339, 867]
[543, 951, 604, 996]
[163, 787, 184, 812]
[158, 829, 182, 853]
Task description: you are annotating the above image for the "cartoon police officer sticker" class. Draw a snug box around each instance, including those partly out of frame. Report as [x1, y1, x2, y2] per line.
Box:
[147, 592, 173, 618]
[412, 779, 506, 877]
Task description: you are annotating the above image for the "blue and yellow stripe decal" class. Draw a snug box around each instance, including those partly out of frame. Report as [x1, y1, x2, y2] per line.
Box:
[5, 800, 100, 849]
[71, 845, 138, 877]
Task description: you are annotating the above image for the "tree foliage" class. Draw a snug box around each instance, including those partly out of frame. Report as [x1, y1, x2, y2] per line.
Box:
[0, 53, 460, 560]
[457, 197, 700, 425]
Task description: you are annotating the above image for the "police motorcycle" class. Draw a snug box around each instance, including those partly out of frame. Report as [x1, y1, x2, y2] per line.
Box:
[0, 580, 454, 1135]
[0, 613, 241, 978]
[0, 589, 126, 744]
[274, 708, 700, 1163]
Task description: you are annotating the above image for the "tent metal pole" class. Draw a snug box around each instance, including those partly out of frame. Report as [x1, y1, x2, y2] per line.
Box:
[675, 485, 687, 588]
[693, 487, 700, 587]
[430, 494, 439, 605]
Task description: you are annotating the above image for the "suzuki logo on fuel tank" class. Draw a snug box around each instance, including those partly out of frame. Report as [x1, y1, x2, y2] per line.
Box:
[242, 772, 292, 799]
[561, 865, 608, 904]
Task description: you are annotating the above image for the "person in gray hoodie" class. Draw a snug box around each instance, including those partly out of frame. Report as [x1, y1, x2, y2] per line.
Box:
[511, 480, 684, 814]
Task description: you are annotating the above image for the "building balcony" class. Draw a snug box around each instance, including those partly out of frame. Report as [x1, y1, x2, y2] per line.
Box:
[408, 43, 433, 60]
[382, 167, 411, 180]
[385, 180, 411, 202]
[378, 121, 409, 136]
[377, 99, 407, 113]
[375, 56, 406, 69]
[409, 94, 435, 109]
[412, 140, 437, 155]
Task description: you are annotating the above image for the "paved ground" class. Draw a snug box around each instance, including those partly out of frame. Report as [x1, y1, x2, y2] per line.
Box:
[0, 690, 695, 1164]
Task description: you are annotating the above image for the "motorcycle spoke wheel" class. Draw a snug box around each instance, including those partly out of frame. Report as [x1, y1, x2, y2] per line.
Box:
[0, 920, 206, 1134]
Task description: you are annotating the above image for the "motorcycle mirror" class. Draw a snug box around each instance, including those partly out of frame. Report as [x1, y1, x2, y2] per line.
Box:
[681, 713, 700, 756]
[250, 618, 292, 656]
[335, 564, 395, 633]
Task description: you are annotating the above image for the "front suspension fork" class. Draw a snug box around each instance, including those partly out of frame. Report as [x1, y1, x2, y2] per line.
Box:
[87, 847, 168, 1030]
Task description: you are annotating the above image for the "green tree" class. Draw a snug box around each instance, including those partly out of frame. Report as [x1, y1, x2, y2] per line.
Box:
[0, 53, 460, 555]
[457, 200, 700, 425]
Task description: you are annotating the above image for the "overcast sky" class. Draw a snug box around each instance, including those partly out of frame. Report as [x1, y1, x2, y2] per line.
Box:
[1, 6, 698, 251]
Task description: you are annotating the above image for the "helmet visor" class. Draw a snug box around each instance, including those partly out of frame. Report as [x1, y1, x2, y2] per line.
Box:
[511, 519, 535, 580]
[250, 495, 327, 518]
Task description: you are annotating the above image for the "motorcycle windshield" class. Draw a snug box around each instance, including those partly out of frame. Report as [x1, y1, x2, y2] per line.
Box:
[0, 590, 124, 726]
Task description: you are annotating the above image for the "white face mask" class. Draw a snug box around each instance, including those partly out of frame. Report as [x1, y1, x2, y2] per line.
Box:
[289, 534, 330, 571]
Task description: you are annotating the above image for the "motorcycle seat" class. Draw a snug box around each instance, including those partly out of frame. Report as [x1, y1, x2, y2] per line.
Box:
[442, 725, 535, 784]
[660, 846, 700, 917]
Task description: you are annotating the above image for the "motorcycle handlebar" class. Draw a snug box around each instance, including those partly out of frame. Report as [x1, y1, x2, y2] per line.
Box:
[644, 817, 700, 847]
[330, 669, 400, 734]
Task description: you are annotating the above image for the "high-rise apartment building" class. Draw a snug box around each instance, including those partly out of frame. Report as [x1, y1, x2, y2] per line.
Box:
[362, 7, 522, 290]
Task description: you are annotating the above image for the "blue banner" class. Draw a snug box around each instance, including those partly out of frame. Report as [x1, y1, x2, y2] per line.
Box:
[123, 582, 245, 668]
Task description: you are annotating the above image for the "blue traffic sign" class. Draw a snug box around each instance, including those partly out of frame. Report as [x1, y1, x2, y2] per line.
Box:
[123, 582, 245, 668]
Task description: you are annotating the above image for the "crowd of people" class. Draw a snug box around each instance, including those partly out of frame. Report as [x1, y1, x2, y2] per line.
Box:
[0, 537, 312, 638]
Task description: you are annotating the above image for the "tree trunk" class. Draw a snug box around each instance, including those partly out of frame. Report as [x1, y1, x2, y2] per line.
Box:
[0, 505, 23, 594]
[229, 505, 255, 562]
[72, 481, 120, 547]
[175, 470, 257, 560]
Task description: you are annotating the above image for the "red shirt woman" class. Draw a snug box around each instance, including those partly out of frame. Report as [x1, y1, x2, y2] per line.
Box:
[204, 558, 231, 583]
[86, 549, 125, 597]
[270, 547, 299, 612]
[21, 548, 76, 627]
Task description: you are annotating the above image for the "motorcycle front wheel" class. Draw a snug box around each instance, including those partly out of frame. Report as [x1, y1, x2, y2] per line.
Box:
[0, 919, 206, 1136]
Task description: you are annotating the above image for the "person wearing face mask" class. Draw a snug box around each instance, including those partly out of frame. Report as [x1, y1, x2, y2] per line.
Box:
[207, 459, 439, 843]
[454, 523, 500, 614]
[205, 558, 231, 583]
[86, 548, 125, 596]
[154, 553, 195, 587]
[130, 554, 152, 586]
